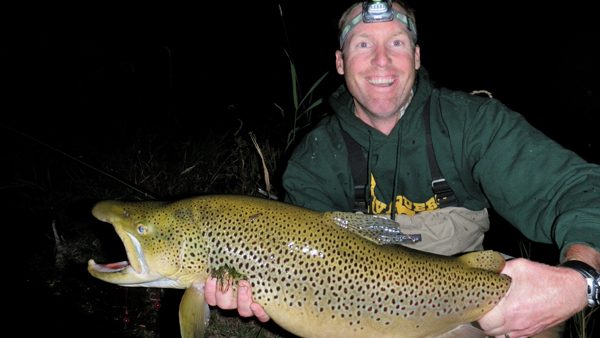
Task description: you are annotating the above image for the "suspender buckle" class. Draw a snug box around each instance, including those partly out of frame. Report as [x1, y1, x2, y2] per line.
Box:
[432, 178, 458, 207]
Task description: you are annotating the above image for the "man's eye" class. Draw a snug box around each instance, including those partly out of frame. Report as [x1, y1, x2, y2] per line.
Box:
[392, 40, 405, 47]
[358, 41, 369, 48]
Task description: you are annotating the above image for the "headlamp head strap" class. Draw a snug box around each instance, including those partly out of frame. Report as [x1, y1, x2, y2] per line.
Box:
[339, 0, 417, 49]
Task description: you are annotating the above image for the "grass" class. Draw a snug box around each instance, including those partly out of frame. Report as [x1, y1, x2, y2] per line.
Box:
[569, 307, 598, 338]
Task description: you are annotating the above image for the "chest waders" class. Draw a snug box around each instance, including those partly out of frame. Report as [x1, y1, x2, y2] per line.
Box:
[342, 97, 489, 256]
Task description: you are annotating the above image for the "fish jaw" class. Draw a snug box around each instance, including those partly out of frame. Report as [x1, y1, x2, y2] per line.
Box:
[87, 259, 181, 288]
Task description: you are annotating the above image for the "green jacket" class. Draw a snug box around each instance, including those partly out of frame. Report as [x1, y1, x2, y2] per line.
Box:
[282, 69, 600, 254]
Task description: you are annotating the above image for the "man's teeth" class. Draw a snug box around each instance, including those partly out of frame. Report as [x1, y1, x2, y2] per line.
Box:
[369, 78, 394, 85]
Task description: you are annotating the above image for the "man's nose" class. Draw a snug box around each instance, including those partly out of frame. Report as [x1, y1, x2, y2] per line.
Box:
[372, 44, 391, 67]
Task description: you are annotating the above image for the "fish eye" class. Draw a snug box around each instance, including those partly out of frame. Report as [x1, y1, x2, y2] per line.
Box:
[137, 224, 146, 234]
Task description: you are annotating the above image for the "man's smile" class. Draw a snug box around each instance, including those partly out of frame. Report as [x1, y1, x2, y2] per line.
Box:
[367, 76, 395, 86]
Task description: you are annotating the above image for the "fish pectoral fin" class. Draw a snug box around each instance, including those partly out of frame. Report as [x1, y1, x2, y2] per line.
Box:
[457, 250, 506, 273]
[327, 211, 422, 245]
[179, 283, 210, 338]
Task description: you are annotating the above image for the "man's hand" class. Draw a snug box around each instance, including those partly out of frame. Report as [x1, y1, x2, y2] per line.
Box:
[204, 277, 270, 323]
[478, 258, 587, 337]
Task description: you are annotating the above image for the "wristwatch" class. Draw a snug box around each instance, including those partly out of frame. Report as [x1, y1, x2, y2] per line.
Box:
[560, 260, 600, 308]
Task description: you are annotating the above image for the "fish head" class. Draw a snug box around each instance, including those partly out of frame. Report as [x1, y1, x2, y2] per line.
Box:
[88, 200, 201, 288]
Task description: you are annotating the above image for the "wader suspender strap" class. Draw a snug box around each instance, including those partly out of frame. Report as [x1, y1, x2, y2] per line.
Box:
[423, 99, 458, 207]
[341, 129, 368, 212]
[342, 97, 458, 212]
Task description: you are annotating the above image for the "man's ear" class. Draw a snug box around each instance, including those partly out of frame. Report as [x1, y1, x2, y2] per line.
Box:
[335, 50, 345, 75]
[414, 45, 421, 70]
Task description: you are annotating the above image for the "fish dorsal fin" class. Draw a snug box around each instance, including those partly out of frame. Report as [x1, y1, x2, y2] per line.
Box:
[327, 211, 422, 245]
[457, 250, 506, 273]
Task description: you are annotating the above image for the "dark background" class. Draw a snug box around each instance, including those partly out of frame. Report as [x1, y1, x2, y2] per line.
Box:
[2, 1, 598, 337]
[4, 0, 598, 158]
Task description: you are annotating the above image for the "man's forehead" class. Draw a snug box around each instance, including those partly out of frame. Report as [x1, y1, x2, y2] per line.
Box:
[349, 25, 411, 41]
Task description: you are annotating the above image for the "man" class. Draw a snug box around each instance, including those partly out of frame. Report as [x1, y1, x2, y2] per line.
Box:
[206, 1, 600, 337]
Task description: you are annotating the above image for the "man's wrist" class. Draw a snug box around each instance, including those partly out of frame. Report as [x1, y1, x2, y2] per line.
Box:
[560, 260, 600, 308]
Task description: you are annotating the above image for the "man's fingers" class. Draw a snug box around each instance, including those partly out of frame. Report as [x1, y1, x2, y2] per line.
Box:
[216, 279, 237, 309]
[477, 261, 513, 337]
[204, 277, 218, 306]
[478, 297, 508, 336]
[237, 280, 270, 322]
[251, 303, 271, 323]
[478, 282, 513, 337]
[237, 281, 253, 317]
[205, 277, 238, 309]
[205, 278, 270, 322]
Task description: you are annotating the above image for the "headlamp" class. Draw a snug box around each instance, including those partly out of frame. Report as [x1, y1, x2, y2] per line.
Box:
[362, 0, 394, 23]
[339, 0, 417, 48]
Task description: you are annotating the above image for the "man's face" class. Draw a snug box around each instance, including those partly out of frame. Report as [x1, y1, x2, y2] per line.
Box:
[336, 4, 420, 125]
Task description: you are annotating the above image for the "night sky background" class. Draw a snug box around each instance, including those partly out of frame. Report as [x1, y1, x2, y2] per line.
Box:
[2, 1, 598, 337]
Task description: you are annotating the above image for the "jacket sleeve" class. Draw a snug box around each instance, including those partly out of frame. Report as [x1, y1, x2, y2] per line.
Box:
[282, 128, 354, 212]
[463, 98, 600, 255]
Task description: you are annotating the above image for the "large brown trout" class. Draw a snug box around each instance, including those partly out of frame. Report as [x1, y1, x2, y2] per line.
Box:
[88, 195, 511, 338]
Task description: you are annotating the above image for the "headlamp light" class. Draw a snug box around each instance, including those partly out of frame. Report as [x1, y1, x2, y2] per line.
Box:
[362, 0, 394, 23]
[339, 0, 417, 49]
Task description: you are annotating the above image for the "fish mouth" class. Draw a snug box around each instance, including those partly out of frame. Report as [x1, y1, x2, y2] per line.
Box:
[88, 260, 130, 273]
[87, 229, 161, 286]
